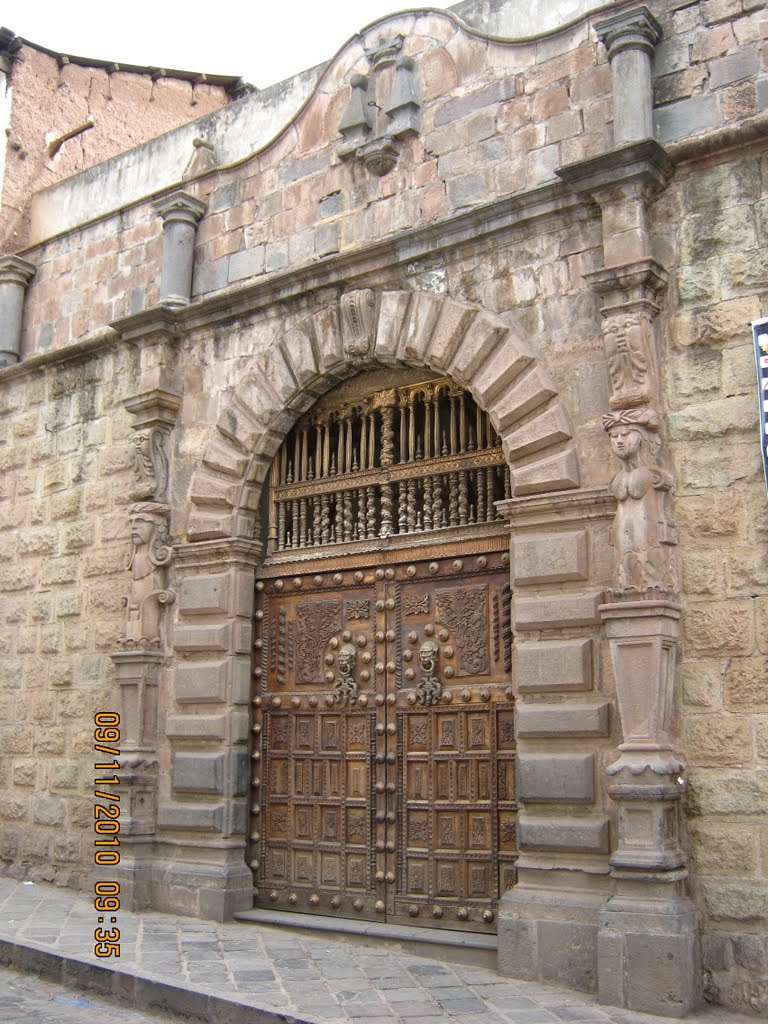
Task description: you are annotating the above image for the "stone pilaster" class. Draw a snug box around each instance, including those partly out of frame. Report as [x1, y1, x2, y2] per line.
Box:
[497, 489, 616, 993]
[151, 537, 260, 921]
[0, 256, 36, 367]
[556, 52, 698, 1012]
[109, 369, 181, 910]
[595, 6, 662, 147]
[154, 191, 206, 307]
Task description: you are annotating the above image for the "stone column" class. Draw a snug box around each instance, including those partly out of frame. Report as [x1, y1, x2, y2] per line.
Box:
[595, 6, 662, 146]
[0, 256, 36, 366]
[154, 191, 206, 307]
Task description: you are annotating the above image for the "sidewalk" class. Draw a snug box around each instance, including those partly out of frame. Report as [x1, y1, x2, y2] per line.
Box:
[0, 877, 756, 1024]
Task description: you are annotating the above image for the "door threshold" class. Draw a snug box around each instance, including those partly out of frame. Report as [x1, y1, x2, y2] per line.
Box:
[235, 908, 498, 969]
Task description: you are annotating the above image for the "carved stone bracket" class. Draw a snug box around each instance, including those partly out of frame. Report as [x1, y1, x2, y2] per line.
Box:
[124, 389, 180, 504]
[338, 37, 422, 176]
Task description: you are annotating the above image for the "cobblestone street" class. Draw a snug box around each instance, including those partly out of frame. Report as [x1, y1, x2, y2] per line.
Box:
[0, 964, 185, 1024]
[0, 878, 759, 1024]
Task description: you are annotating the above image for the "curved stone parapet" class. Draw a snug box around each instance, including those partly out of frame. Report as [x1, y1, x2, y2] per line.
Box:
[186, 290, 581, 540]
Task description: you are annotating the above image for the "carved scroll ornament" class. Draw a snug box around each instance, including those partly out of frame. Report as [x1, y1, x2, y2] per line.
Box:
[602, 407, 677, 597]
[436, 584, 489, 673]
[340, 290, 377, 358]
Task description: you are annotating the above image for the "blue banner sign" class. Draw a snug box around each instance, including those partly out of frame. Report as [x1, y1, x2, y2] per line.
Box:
[754, 316, 768, 491]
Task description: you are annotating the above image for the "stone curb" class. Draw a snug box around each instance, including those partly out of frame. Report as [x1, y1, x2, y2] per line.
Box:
[0, 934, 315, 1024]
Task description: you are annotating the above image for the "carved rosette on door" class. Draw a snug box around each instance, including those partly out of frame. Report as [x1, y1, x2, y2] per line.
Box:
[251, 548, 517, 932]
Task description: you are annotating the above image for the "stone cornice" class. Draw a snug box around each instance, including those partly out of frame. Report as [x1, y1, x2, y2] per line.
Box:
[556, 139, 674, 200]
[5, 176, 587, 372]
[166, 179, 585, 335]
[498, 486, 616, 530]
[173, 537, 263, 571]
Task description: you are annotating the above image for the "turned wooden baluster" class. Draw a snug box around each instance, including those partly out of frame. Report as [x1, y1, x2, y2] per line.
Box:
[459, 471, 469, 526]
[424, 476, 433, 531]
[356, 487, 366, 540]
[320, 493, 331, 544]
[299, 498, 308, 548]
[395, 480, 405, 535]
[449, 472, 459, 526]
[375, 389, 396, 538]
[313, 496, 322, 544]
[487, 468, 499, 520]
[366, 485, 377, 538]
[278, 501, 286, 551]
[343, 489, 353, 542]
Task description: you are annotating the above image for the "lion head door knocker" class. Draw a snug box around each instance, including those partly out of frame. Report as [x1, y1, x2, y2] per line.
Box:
[415, 639, 441, 706]
[333, 642, 359, 706]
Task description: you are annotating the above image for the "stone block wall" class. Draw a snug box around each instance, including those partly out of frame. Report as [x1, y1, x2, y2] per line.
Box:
[0, 348, 139, 884]
[653, 0, 768, 140]
[658, 142, 768, 1014]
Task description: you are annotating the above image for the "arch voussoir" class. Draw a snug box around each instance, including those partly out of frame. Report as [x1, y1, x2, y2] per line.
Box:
[187, 289, 582, 540]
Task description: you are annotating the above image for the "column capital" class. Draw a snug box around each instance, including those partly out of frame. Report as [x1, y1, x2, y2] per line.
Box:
[0, 255, 36, 288]
[153, 190, 207, 226]
[595, 6, 662, 60]
[124, 387, 181, 431]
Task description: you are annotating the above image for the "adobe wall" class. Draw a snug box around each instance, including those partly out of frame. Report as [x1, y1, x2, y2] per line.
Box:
[0, 0, 766, 1015]
[0, 40, 233, 253]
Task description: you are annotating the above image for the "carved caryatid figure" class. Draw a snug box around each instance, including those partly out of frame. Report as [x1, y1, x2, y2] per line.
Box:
[603, 408, 677, 596]
[416, 638, 441, 706]
[122, 502, 175, 645]
[333, 642, 358, 705]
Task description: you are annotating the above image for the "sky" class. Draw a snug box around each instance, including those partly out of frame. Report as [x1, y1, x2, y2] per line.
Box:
[3, 0, 453, 89]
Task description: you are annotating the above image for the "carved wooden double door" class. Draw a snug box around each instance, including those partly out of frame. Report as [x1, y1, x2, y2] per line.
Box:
[251, 541, 517, 933]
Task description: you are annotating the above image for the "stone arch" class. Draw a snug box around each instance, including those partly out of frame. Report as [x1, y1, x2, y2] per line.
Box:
[186, 290, 581, 542]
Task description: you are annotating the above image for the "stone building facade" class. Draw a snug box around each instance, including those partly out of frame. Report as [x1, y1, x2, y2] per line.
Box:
[0, 0, 766, 1017]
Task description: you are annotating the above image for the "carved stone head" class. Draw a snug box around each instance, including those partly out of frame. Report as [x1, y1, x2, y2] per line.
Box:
[602, 407, 661, 465]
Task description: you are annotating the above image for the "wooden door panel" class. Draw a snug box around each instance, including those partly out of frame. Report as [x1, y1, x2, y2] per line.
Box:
[253, 549, 517, 932]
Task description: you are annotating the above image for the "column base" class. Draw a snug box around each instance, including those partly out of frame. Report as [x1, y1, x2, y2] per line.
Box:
[498, 885, 606, 992]
[110, 838, 155, 911]
[598, 891, 699, 1016]
[149, 844, 253, 921]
